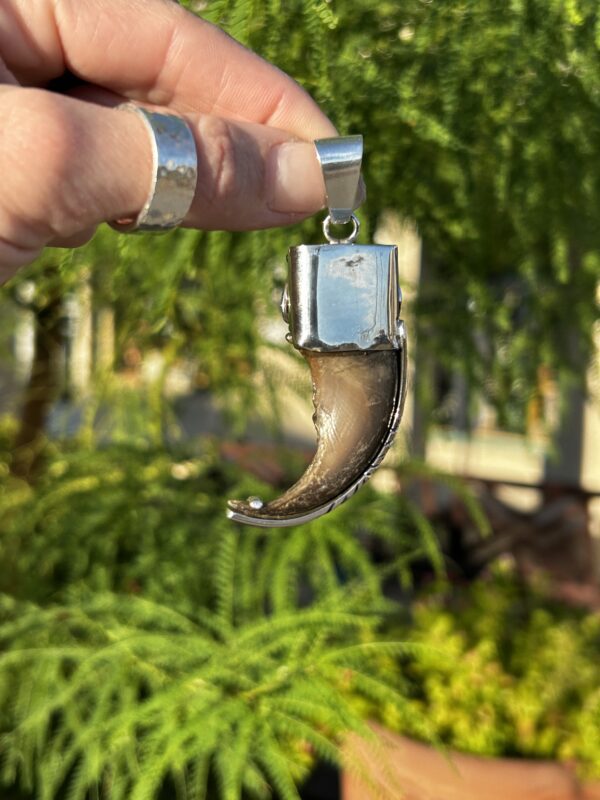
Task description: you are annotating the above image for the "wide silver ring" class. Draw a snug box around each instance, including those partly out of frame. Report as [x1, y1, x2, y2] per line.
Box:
[110, 104, 197, 233]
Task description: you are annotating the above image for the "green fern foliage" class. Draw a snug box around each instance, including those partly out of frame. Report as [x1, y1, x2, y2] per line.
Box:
[0, 441, 441, 616]
[0, 589, 409, 800]
[0, 432, 449, 800]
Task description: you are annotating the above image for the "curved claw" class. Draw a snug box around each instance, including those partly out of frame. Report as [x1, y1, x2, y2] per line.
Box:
[227, 341, 407, 528]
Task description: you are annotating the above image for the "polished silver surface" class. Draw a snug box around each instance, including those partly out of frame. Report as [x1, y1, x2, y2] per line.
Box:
[315, 136, 363, 225]
[287, 243, 401, 353]
[110, 104, 197, 233]
[280, 283, 290, 324]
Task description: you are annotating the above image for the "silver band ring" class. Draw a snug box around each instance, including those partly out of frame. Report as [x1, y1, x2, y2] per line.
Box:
[110, 104, 197, 233]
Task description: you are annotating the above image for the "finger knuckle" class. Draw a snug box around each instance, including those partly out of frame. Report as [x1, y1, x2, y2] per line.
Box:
[0, 235, 41, 276]
[198, 115, 240, 204]
[0, 89, 75, 241]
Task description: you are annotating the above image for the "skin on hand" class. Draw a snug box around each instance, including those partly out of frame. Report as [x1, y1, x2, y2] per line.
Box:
[0, 0, 338, 283]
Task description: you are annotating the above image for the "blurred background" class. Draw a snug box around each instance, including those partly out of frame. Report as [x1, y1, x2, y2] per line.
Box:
[0, 1, 600, 799]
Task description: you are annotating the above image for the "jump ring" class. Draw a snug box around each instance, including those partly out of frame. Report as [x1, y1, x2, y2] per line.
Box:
[322, 213, 360, 244]
[110, 104, 197, 233]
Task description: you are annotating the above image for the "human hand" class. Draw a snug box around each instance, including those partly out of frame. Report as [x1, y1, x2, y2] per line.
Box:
[0, 0, 338, 283]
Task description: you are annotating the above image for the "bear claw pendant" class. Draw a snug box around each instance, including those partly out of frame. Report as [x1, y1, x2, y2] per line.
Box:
[227, 136, 407, 528]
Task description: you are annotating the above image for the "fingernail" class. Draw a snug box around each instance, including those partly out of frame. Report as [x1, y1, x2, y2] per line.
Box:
[267, 142, 325, 214]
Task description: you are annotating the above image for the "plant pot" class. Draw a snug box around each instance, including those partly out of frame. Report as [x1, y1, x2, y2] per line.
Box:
[342, 724, 600, 800]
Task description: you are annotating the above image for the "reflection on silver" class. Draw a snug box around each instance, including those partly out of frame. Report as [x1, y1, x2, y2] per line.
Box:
[110, 104, 197, 233]
[315, 136, 363, 225]
[288, 243, 401, 353]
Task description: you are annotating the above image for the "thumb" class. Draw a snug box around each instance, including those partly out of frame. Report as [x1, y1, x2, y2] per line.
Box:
[180, 112, 327, 231]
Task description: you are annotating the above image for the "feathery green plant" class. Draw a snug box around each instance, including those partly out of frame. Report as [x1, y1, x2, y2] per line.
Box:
[0, 439, 441, 615]
[0, 589, 410, 800]
[0, 431, 450, 800]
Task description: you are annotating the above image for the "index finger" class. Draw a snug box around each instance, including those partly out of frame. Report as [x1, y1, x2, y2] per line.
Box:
[3, 0, 337, 139]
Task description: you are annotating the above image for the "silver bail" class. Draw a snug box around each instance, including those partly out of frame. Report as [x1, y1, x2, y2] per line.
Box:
[315, 135, 363, 225]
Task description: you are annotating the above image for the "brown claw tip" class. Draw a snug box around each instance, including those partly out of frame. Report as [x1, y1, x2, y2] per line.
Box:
[227, 350, 404, 528]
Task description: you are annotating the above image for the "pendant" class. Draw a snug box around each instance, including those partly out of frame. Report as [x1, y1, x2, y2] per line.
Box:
[227, 136, 407, 527]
